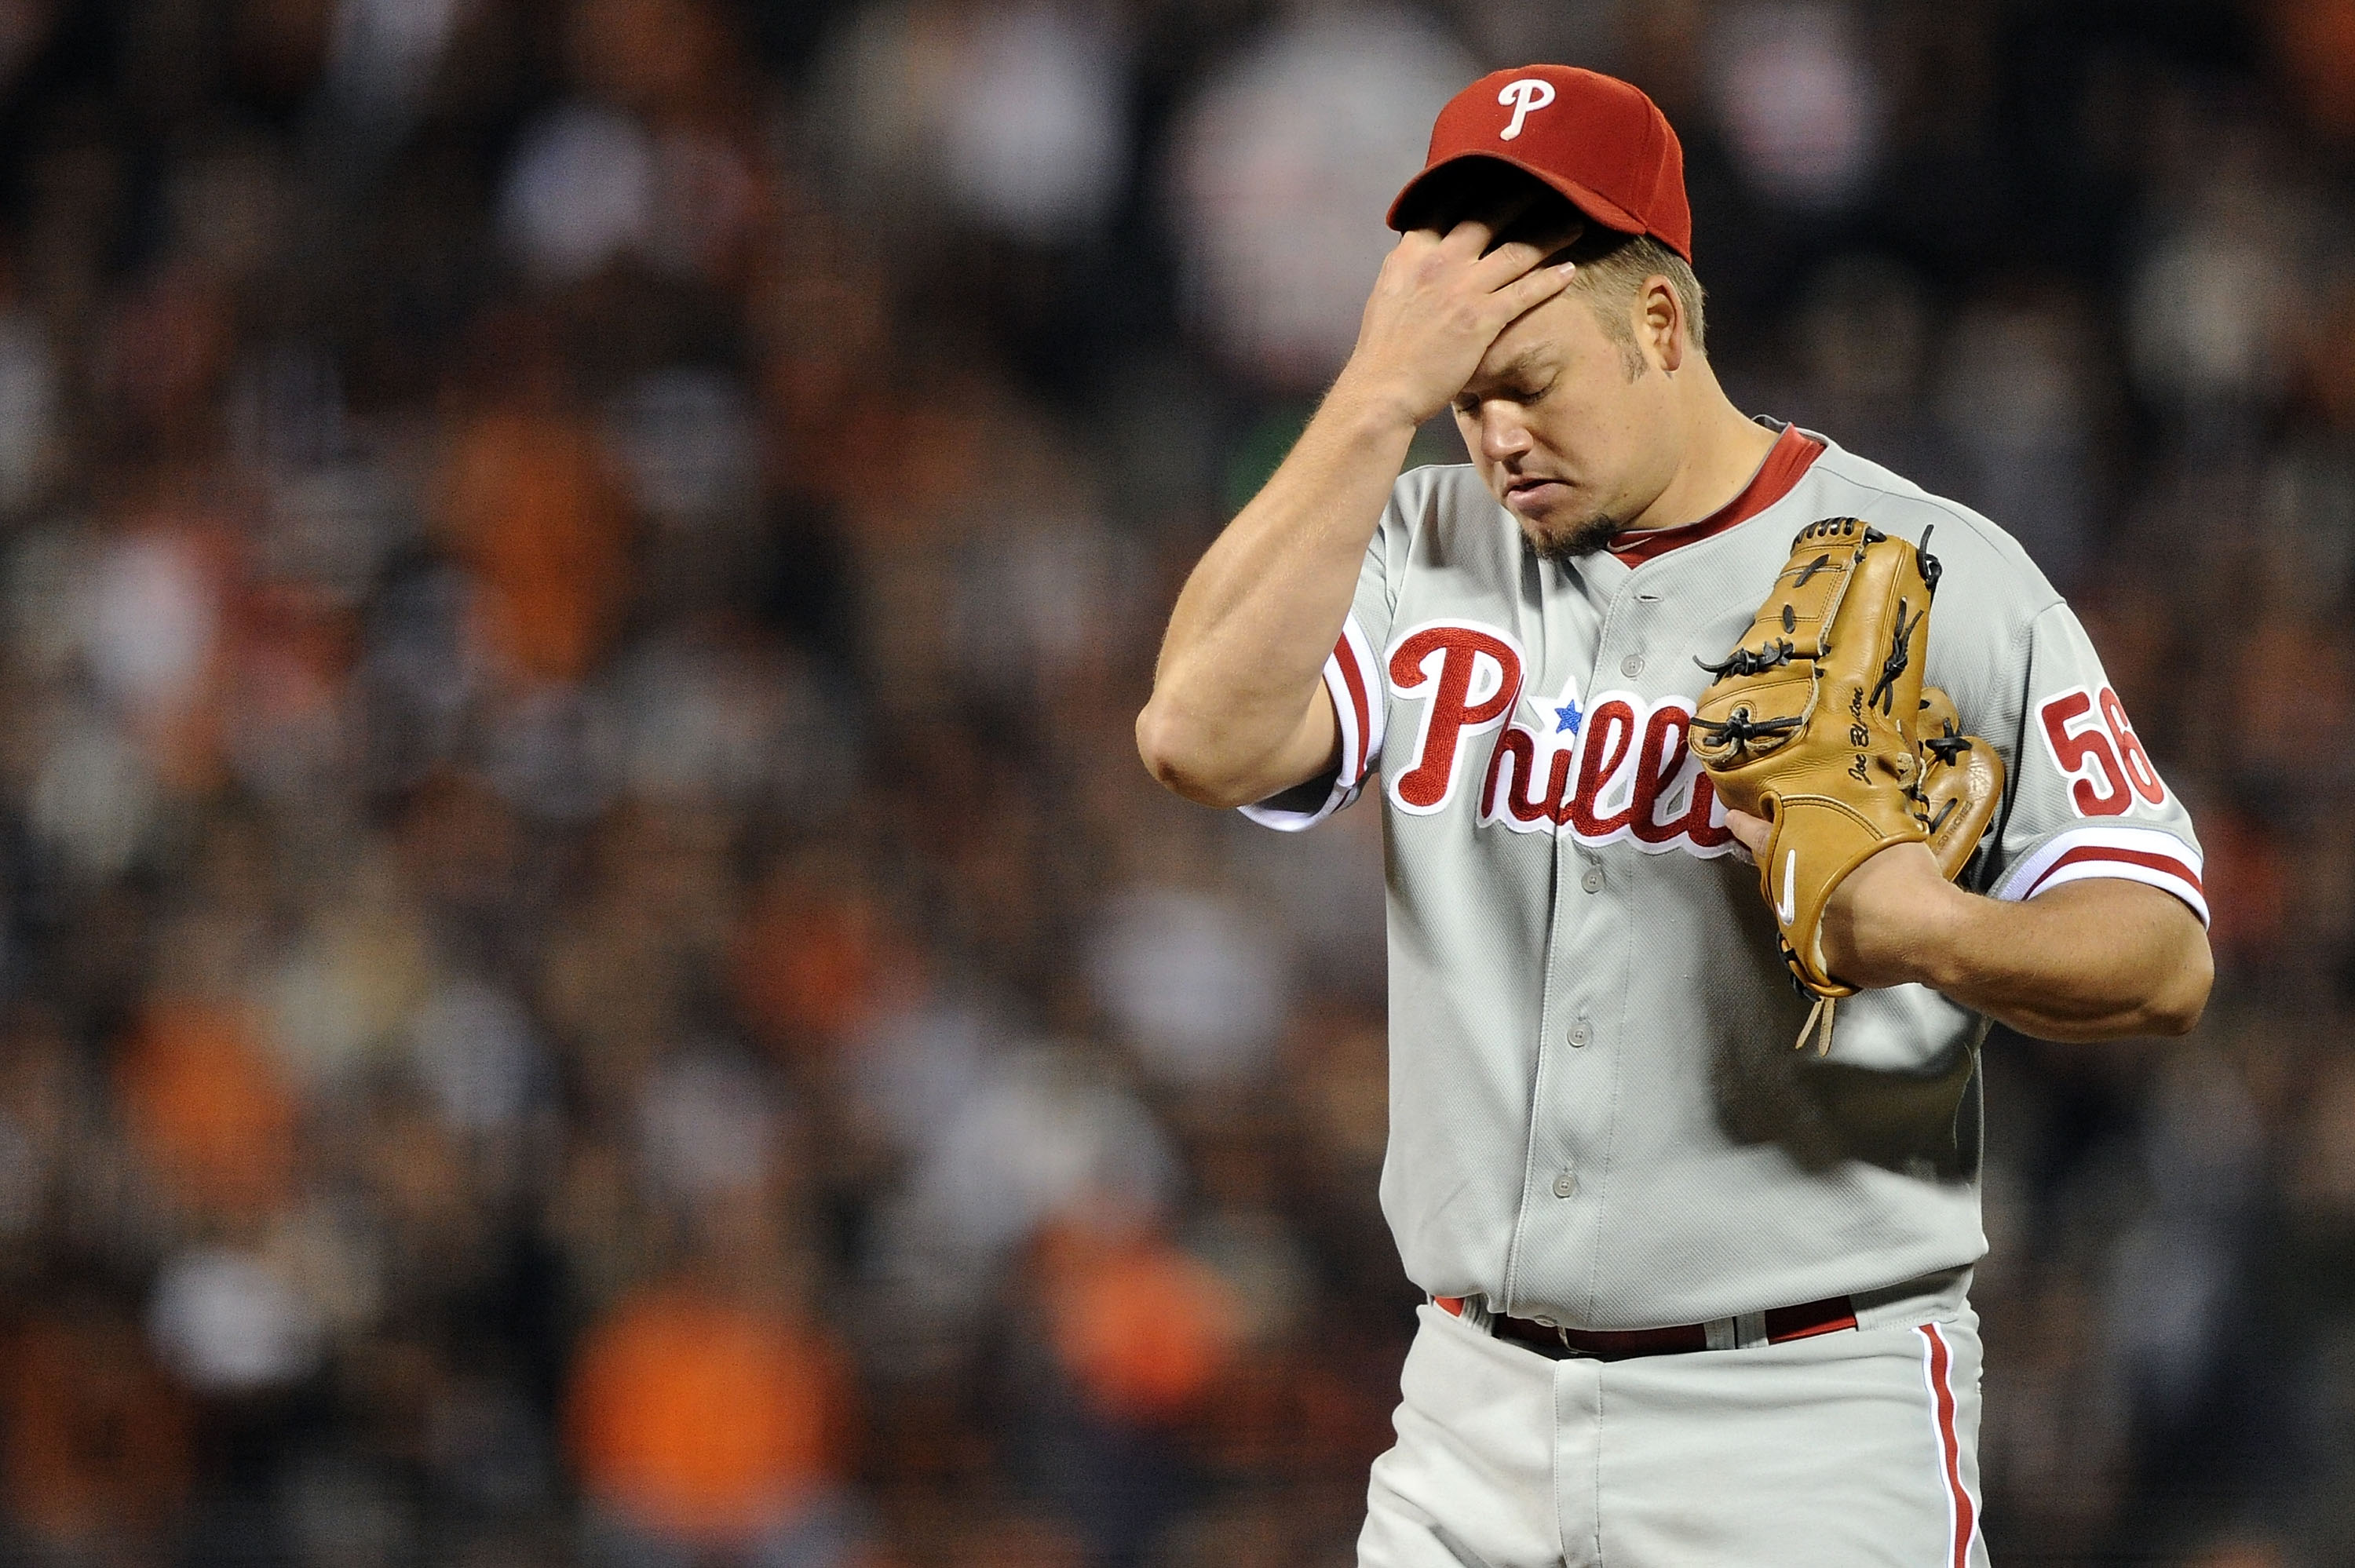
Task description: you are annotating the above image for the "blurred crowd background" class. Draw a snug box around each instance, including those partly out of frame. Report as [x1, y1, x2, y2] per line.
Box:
[0, 0, 2347, 1564]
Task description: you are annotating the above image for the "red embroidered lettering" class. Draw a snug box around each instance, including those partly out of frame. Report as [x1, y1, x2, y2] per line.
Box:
[1386, 640, 1740, 857]
[1563, 699, 1638, 837]
[1630, 705, 1696, 844]
[1481, 725, 1572, 826]
[1624, 705, 1732, 847]
[1674, 771, 1734, 847]
[1388, 624, 1524, 815]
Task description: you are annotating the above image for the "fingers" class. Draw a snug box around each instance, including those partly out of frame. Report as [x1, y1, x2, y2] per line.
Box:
[1725, 808, 1771, 856]
[1512, 215, 1587, 267]
[1380, 230, 1569, 333]
[1473, 209, 1586, 277]
[1501, 261, 1575, 319]
[1433, 217, 1495, 259]
[1395, 202, 1566, 290]
[1466, 235, 1553, 290]
[1437, 191, 1539, 259]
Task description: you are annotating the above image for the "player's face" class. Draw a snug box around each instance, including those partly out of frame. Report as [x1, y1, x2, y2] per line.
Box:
[1449, 286, 1681, 560]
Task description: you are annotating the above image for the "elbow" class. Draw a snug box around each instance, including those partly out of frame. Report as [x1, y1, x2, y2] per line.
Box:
[1134, 700, 1188, 791]
[2090, 921, 2213, 1040]
[1135, 701, 1258, 809]
[2143, 929, 2215, 1037]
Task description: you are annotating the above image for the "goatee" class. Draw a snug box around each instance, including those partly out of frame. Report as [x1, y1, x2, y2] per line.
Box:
[1528, 514, 1624, 565]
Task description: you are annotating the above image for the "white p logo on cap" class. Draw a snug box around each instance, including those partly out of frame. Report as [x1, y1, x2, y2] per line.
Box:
[1497, 78, 1557, 140]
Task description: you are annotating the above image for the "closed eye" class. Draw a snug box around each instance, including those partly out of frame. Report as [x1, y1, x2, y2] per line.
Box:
[1453, 377, 1553, 415]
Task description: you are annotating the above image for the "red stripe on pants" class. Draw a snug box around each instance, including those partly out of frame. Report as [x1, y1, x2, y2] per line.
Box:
[1919, 1324, 1976, 1568]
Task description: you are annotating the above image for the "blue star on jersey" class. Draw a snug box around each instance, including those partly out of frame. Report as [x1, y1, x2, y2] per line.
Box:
[1555, 697, 1583, 735]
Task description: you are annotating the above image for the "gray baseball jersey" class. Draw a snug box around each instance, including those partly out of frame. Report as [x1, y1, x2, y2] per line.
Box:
[1243, 421, 2204, 1331]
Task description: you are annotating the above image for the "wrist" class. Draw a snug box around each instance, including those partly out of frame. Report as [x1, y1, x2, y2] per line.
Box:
[1824, 848, 1977, 992]
[1897, 881, 1983, 993]
[1323, 363, 1434, 438]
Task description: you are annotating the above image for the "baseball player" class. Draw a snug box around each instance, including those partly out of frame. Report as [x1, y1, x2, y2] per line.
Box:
[1137, 65, 2212, 1566]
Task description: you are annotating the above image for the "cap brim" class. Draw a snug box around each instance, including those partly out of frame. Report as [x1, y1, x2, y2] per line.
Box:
[1386, 152, 1648, 244]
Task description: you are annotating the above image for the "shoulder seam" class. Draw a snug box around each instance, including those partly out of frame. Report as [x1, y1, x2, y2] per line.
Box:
[1809, 469, 2065, 618]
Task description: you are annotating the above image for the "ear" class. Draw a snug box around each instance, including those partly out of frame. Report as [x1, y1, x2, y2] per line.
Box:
[1639, 276, 1684, 374]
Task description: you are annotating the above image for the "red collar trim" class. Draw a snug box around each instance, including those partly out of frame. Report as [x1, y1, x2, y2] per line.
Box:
[1605, 425, 1827, 567]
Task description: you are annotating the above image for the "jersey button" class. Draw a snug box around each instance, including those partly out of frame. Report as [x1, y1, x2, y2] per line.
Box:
[1552, 1171, 1578, 1199]
[1619, 653, 1645, 678]
[1567, 1021, 1590, 1048]
[1580, 867, 1604, 894]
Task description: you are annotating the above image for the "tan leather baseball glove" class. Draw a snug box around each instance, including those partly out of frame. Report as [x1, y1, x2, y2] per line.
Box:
[1689, 519, 2005, 1052]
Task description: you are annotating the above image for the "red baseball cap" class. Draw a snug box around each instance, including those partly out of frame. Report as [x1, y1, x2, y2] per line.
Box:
[1386, 65, 1692, 262]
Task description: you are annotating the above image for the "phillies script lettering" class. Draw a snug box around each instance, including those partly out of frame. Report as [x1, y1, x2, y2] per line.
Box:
[1383, 620, 1736, 854]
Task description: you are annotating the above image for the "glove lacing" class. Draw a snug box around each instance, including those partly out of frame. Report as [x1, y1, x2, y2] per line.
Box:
[1796, 994, 1838, 1056]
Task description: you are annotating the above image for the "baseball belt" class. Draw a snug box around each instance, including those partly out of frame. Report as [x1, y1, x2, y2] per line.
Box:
[1433, 1293, 1858, 1360]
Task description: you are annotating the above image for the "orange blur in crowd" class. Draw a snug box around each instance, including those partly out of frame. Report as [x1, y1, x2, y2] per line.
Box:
[438, 405, 635, 687]
[1037, 1222, 1244, 1426]
[114, 998, 298, 1217]
[566, 1282, 854, 1544]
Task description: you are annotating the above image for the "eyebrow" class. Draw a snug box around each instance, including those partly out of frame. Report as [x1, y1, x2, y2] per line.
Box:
[1459, 348, 1554, 400]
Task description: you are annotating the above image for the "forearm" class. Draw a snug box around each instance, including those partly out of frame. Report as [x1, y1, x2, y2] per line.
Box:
[1137, 380, 1417, 806]
[1140, 217, 1573, 807]
[1878, 879, 2213, 1042]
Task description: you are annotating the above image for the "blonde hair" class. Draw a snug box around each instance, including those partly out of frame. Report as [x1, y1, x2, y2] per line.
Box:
[1565, 232, 1708, 375]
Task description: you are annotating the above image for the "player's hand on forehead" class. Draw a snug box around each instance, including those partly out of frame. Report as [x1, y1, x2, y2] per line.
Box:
[1466, 215, 1586, 296]
[1338, 185, 1578, 427]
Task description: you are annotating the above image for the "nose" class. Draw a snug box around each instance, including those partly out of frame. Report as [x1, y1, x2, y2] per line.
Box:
[1473, 402, 1532, 465]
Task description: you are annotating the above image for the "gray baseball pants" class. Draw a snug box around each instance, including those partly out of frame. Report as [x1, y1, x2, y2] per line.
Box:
[1359, 1289, 1989, 1568]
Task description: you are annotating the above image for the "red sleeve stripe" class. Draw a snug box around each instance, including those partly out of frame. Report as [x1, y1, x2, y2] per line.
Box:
[2023, 859, 2210, 928]
[1333, 633, 1369, 786]
[1995, 827, 2208, 927]
[2023, 845, 2203, 898]
[1331, 612, 1382, 788]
